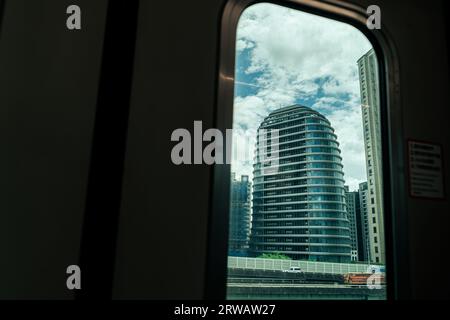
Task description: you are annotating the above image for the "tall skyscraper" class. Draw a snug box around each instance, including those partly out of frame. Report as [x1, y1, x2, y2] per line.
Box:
[228, 173, 251, 256]
[345, 186, 359, 261]
[358, 49, 385, 264]
[358, 182, 370, 262]
[249, 105, 351, 263]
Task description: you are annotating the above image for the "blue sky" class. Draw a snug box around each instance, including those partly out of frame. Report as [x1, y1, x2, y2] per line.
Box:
[230, 3, 373, 191]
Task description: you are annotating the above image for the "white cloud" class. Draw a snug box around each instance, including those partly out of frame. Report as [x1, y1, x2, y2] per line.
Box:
[236, 39, 255, 51]
[237, 3, 371, 97]
[232, 3, 372, 190]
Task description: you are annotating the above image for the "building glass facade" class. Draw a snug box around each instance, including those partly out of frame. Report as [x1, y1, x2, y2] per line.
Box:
[250, 105, 351, 263]
[229, 173, 252, 256]
[357, 181, 370, 262]
[345, 186, 359, 261]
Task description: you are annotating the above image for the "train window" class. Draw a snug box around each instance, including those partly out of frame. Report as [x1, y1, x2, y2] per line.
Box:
[224, 2, 387, 300]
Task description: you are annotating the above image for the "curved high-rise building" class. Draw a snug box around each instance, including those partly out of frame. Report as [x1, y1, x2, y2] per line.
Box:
[250, 105, 351, 263]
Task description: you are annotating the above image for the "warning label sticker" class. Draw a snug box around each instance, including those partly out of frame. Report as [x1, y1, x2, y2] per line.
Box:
[408, 140, 445, 199]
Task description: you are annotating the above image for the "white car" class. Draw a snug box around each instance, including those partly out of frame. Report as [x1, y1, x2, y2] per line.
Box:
[283, 266, 303, 273]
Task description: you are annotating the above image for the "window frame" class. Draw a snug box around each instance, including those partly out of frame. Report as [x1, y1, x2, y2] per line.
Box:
[205, 0, 409, 300]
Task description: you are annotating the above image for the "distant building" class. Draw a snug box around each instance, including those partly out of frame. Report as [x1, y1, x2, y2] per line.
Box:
[228, 173, 251, 256]
[357, 181, 370, 262]
[345, 186, 359, 261]
[249, 105, 351, 263]
[358, 49, 385, 264]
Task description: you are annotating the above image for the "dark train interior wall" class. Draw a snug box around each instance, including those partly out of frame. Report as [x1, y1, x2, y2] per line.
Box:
[0, 0, 449, 299]
[0, 0, 108, 299]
